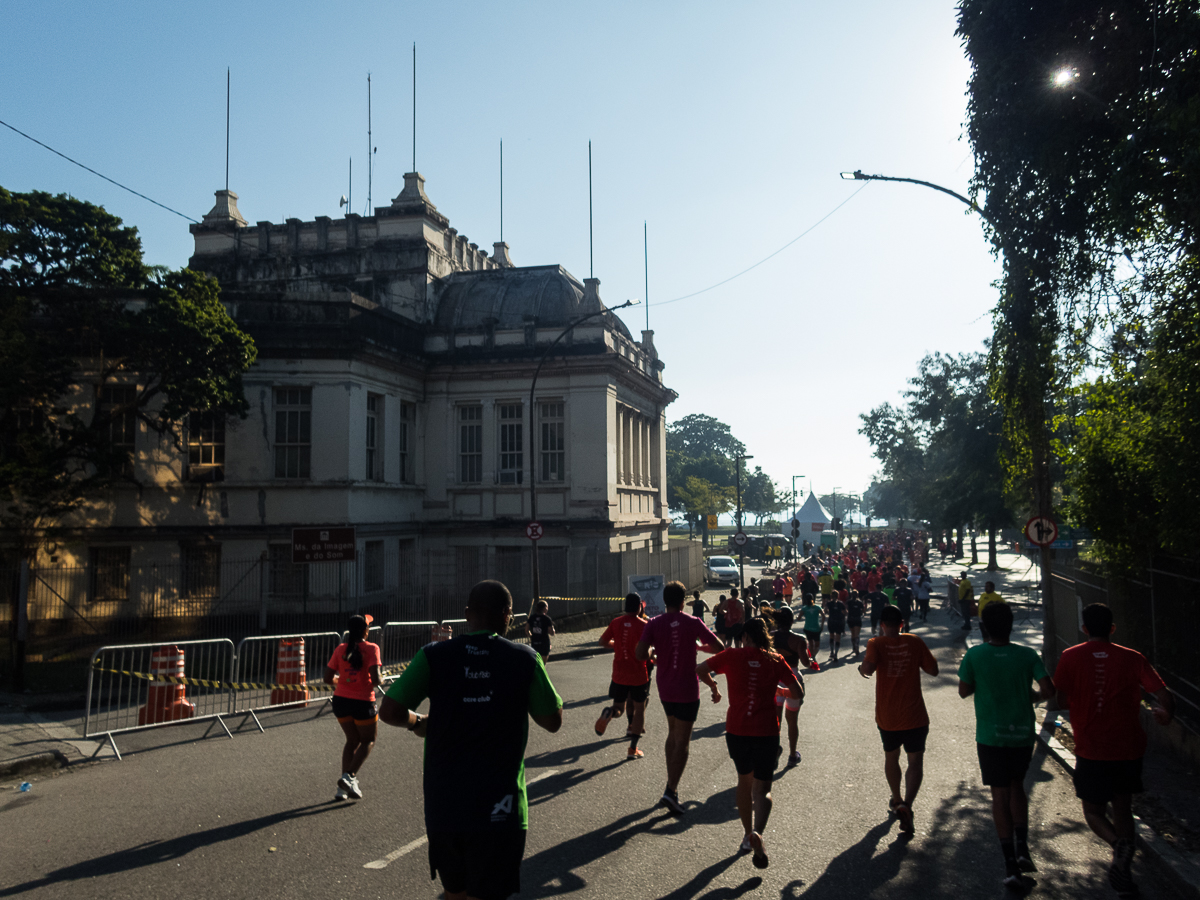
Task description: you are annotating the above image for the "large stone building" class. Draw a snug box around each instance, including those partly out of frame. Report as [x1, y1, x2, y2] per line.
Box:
[36, 172, 678, 618]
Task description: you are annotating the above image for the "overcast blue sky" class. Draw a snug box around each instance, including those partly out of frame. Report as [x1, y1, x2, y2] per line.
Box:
[2, 1, 1001, 518]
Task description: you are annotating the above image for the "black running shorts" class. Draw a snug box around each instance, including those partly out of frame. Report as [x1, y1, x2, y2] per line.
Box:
[1073, 756, 1144, 804]
[725, 733, 780, 781]
[976, 743, 1034, 786]
[879, 725, 928, 754]
[661, 699, 701, 722]
[331, 695, 377, 723]
[608, 680, 650, 704]
[428, 829, 527, 900]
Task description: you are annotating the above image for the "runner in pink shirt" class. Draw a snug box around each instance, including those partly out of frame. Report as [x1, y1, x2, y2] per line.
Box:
[636, 581, 723, 815]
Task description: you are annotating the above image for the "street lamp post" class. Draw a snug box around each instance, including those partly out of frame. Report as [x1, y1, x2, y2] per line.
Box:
[528, 298, 640, 603]
[839, 167, 1059, 668]
[791, 474, 804, 559]
[735, 453, 753, 589]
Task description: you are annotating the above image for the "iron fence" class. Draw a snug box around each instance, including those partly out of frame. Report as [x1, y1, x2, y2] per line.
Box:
[233, 632, 342, 716]
[3, 540, 704, 686]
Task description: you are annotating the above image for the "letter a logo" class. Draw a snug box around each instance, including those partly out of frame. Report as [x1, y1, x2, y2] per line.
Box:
[491, 794, 513, 817]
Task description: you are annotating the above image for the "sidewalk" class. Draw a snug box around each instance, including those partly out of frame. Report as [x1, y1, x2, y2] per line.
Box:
[926, 547, 1200, 898]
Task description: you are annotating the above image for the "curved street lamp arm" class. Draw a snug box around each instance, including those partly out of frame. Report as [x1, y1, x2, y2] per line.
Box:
[842, 170, 994, 229]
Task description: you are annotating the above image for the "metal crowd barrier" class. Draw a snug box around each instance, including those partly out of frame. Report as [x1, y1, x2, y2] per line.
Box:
[233, 632, 342, 723]
[84, 638, 237, 759]
[81, 618, 547, 760]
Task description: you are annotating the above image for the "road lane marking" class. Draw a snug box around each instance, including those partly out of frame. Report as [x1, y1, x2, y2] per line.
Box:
[363, 769, 560, 869]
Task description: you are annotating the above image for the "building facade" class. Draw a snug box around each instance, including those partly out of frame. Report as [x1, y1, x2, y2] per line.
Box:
[36, 173, 676, 618]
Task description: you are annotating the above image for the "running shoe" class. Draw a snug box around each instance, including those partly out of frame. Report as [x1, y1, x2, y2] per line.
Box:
[1109, 839, 1138, 896]
[595, 706, 613, 736]
[748, 831, 769, 869]
[1015, 847, 1036, 872]
[787, 750, 802, 768]
[335, 786, 349, 801]
[338, 772, 363, 800]
[626, 747, 644, 760]
[739, 835, 752, 854]
[895, 803, 915, 834]
[660, 788, 686, 815]
[1003, 862, 1023, 891]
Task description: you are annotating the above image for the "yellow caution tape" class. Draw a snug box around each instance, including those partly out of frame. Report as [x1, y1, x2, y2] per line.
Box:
[91, 661, 408, 692]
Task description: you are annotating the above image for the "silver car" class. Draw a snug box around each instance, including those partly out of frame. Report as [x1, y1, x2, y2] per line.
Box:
[704, 555, 739, 585]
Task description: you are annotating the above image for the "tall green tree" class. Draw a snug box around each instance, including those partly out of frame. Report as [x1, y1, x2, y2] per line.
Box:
[958, 1, 1200, 573]
[0, 188, 257, 554]
[744, 467, 786, 527]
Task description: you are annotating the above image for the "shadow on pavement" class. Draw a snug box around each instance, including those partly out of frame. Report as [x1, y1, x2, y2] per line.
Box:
[0, 802, 347, 896]
[528, 760, 628, 804]
[520, 787, 741, 898]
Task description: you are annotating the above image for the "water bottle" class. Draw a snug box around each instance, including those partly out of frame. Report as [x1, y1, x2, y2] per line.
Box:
[18, 782, 31, 792]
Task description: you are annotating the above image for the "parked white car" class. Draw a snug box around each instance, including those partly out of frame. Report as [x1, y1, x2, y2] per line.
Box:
[704, 555, 739, 585]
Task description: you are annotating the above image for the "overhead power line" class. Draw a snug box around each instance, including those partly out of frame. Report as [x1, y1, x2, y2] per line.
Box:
[653, 183, 870, 308]
[0, 118, 199, 223]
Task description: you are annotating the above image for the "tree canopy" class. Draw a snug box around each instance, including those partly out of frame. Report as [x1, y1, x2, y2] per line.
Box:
[958, 0, 1200, 568]
[0, 188, 257, 552]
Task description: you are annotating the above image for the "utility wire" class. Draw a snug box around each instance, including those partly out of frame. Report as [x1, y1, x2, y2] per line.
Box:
[0, 118, 200, 223]
[653, 183, 870, 307]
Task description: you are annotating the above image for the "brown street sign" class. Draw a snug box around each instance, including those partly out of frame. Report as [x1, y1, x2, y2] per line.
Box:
[292, 527, 357, 563]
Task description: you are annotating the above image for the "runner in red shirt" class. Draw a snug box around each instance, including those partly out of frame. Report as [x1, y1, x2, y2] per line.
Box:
[1054, 603, 1174, 897]
[698, 617, 803, 870]
[323, 614, 382, 801]
[595, 593, 653, 759]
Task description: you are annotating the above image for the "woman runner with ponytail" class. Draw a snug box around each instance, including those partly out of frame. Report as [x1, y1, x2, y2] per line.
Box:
[323, 614, 382, 800]
[698, 617, 803, 870]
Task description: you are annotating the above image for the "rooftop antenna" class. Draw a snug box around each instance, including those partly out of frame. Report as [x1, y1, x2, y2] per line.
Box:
[588, 140, 593, 279]
[499, 139, 504, 242]
[412, 43, 417, 172]
[367, 72, 373, 214]
[644, 221, 649, 331]
[224, 67, 230, 191]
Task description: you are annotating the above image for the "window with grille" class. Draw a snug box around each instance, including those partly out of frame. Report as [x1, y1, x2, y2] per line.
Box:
[182, 543, 221, 601]
[497, 403, 523, 484]
[100, 385, 137, 475]
[366, 393, 382, 481]
[399, 402, 413, 483]
[364, 540, 384, 592]
[274, 388, 311, 478]
[269, 544, 308, 599]
[540, 401, 565, 482]
[89, 546, 131, 602]
[459, 405, 482, 483]
[187, 411, 225, 480]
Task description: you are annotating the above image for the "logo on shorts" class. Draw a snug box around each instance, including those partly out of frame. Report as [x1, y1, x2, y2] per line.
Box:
[491, 794, 514, 821]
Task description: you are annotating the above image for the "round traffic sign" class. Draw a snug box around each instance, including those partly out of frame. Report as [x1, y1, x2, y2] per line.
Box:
[1024, 516, 1058, 547]
[526, 521, 544, 541]
[733, 531, 748, 547]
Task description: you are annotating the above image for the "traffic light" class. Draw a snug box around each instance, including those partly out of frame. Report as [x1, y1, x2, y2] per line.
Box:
[790, 518, 800, 539]
[832, 517, 842, 533]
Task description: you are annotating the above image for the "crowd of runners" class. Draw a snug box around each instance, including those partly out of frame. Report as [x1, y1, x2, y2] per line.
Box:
[316, 531, 1175, 900]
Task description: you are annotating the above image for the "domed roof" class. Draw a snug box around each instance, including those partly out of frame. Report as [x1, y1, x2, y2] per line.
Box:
[433, 265, 632, 339]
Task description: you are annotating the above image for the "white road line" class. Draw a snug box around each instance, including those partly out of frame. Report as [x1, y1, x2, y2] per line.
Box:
[363, 768, 559, 870]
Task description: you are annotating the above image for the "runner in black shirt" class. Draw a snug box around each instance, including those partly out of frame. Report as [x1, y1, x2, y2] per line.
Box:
[826, 596, 847, 663]
[845, 591, 866, 656]
[893, 581, 914, 633]
[525, 600, 555, 661]
[382, 581, 563, 900]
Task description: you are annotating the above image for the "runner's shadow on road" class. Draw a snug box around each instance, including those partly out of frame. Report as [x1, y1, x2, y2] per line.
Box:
[526, 738, 626, 767]
[0, 802, 347, 896]
[560, 694, 609, 710]
[779, 819, 904, 899]
[527, 761, 627, 804]
[659, 858, 760, 900]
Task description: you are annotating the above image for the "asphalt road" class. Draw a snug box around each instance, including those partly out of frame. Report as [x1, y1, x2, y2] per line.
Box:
[0, 604, 1178, 900]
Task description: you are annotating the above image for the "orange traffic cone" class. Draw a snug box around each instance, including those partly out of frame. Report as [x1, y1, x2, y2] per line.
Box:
[138, 645, 196, 725]
[270, 637, 310, 708]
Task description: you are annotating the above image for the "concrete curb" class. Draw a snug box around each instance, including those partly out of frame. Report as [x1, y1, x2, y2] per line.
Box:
[0, 750, 67, 781]
[1036, 714, 1200, 900]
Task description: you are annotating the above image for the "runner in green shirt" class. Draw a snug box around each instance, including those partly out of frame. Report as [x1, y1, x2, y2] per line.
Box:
[957, 602, 1054, 892]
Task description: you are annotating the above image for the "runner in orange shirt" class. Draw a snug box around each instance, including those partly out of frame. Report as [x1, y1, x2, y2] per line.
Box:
[698, 617, 803, 869]
[858, 606, 939, 834]
[596, 593, 653, 759]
